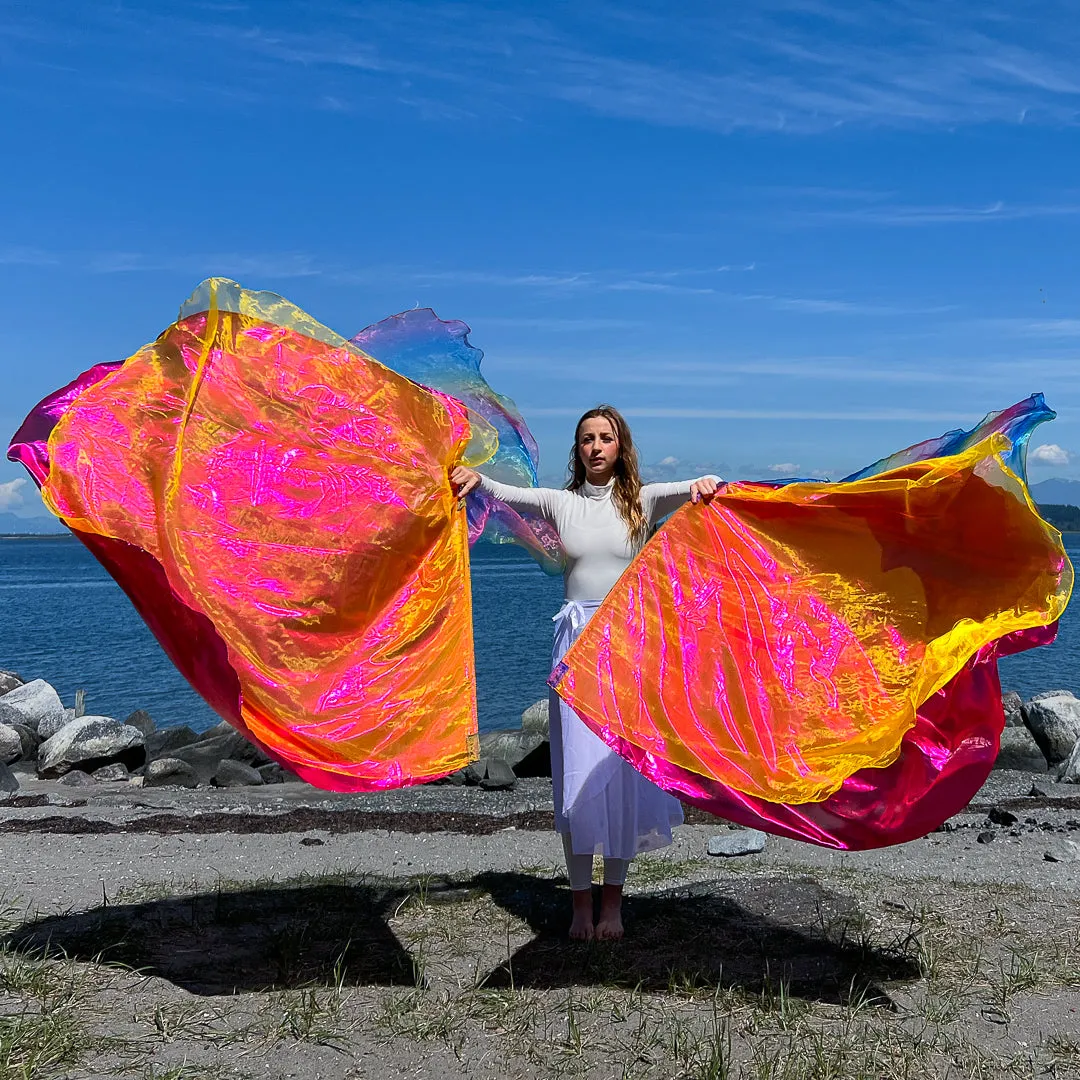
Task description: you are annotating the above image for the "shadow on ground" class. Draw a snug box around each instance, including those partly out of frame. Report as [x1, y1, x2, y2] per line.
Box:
[3, 880, 418, 995]
[476, 871, 919, 1007]
[3, 871, 919, 1004]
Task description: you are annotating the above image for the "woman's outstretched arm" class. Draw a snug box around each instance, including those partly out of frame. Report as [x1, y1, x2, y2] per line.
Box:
[450, 466, 564, 522]
[641, 475, 721, 524]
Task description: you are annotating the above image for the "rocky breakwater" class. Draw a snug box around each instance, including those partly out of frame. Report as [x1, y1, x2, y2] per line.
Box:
[0, 670, 290, 792]
[3, 668, 1078, 798]
[0, 672, 556, 794]
[429, 698, 553, 790]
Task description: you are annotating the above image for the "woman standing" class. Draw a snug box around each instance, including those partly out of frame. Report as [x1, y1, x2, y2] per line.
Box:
[452, 405, 718, 940]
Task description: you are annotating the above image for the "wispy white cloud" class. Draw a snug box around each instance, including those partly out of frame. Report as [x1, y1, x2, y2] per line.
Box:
[606, 280, 717, 296]
[0, 246, 60, 267]
[524, 406, 975, 422]
[0, 246, 324, 280]
[1, 247, 759, 298]
[399, 270, 593, 289]
[978, 318, 1080, 338]
[500, 354, 997, 386]
[473, 316, 646, 332]
[88, 251, 323, 279]
[689, 359, 984, 384]
[397, 265, 756, 294]
[11, 1, 1080, 133]
[736, 293, 954, 316]
[768, 462, 800, 473]
[800, 200, 1080, 225]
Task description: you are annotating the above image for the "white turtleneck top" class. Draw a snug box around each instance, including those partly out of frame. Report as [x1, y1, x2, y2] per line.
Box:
[477, 475, 714, 602]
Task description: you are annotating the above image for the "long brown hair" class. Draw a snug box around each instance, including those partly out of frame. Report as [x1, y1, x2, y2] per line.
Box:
[566, 405, 647, 546]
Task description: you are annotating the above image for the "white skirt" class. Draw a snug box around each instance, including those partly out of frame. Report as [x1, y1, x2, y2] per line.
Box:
[549, 600, 684, 860]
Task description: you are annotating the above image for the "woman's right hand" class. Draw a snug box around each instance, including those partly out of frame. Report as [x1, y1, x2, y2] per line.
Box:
[450, 465, 481, 498]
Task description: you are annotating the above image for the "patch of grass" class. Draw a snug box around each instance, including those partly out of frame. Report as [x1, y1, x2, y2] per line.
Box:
[0, 897, 26, 938]
[376, 987, 467, 1048]
[988, 947, 1044, 1009]
[666, 1004, 734, 1080]
[133, 999, 246, 1046]
[628, 857, 707, 888]
[0, 1009, 87, 1080]
[1047, 1031, 1080, 1060]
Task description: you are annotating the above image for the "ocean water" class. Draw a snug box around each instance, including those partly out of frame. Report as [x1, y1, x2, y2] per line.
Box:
[0, 535, 1075, 733]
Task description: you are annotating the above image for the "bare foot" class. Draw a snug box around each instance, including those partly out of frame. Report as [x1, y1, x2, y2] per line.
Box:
[569, 888, 595, 940]
[595, 883, 624, 941]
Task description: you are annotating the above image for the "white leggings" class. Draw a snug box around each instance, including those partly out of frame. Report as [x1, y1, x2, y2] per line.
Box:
[562, 833, 629, 891]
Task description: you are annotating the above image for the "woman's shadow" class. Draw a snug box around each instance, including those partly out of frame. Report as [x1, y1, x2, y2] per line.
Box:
[474, 871, 918, 1007]
[2, 878, 418, 995]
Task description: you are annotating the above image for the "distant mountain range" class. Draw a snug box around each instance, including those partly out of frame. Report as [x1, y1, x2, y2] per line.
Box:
[0, 512, 67, 536]
[1029, 478, 1080, 508]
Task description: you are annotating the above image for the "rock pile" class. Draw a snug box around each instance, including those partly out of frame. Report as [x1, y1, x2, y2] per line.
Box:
[3, 666, 1079, 796]
[0, 670, 290, 792]
[999, 688, 1080, 782]
[430, 697, 553, 790]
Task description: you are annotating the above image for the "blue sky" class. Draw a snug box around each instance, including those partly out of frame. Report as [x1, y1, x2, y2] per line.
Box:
[2, 0, 1079, 515]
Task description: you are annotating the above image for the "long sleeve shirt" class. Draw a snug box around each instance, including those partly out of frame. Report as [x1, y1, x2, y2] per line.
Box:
[477, 475, 715, 601]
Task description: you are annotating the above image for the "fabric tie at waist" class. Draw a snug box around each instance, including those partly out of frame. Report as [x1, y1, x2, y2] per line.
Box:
[552, 599, 602, 637]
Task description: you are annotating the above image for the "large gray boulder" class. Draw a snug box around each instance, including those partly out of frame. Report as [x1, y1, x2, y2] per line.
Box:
[0, 680, 64, 734]
[521, 698, 550, 737]
[92, 762, 130, 783]
[1002, 691, 1024, 728]
[429, 767, 468, 786]
[38, 711, 75, 741]
[58, 769, 97, 788]
[455, 758, 517, 789]
[145, 757, 199, 788]
[124, 709, 156, 736]
[478, 729, 550, 777]
[1045, 840, 1080, 863]
[37, 716, 145, 778]
[257, 762, 287, 784]
[994, 727, 1048, 772]
[0, 724, 22, 765]
[1054, 738, 1080, 784]
[479, 758, 515, 791]
[201, 720, 240, 741]
[145, 725, 199, 760]
[0, 671, 23, 696]
[211, 760, 263, 787]
[1023, 691, 1080, 765]
[0, 760, 18, 794]
[8, 723, 39, 761]
[164, 730, 267, 782]
[462, 759, 487, 785]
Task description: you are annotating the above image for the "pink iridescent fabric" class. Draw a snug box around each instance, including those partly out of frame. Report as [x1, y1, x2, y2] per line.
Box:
[9, 280, 484, 791]
[552, 398, 1072, 849]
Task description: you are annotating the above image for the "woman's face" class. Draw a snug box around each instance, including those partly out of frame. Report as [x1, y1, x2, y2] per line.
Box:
[577, 416, 620, 483]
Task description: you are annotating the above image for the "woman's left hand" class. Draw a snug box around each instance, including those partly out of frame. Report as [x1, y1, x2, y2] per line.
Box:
[690, 477, 720, 504]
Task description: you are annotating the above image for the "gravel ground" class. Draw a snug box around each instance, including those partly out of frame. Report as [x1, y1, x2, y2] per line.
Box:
[0, 768, 1077, 1079]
